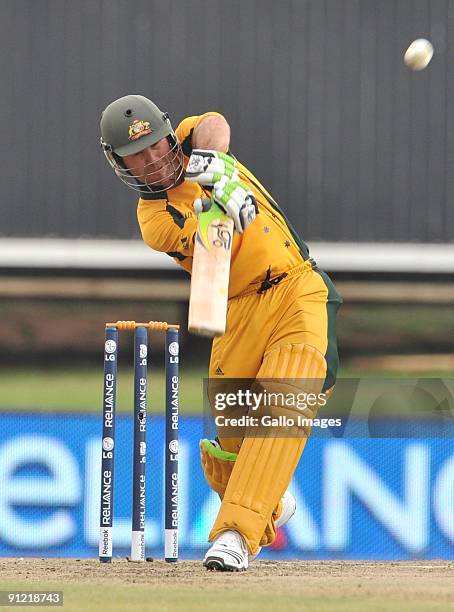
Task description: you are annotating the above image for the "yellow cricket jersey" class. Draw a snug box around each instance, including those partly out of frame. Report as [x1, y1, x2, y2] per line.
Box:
[137, 112, 312, 299]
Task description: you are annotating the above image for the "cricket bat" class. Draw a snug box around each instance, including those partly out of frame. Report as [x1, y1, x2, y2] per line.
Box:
[188, 201, 234, 337]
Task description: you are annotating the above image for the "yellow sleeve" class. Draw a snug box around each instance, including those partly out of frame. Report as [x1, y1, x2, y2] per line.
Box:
[176, 112, 226, 157]
[137, 198, 198, 273]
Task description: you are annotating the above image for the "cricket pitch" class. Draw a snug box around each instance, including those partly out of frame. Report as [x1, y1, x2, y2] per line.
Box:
[0, 558, 453, 611]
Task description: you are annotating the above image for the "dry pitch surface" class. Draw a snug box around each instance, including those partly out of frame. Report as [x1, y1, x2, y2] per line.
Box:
[0, 558, 453, 611]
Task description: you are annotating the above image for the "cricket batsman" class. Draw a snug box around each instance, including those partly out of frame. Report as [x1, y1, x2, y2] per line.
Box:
[100, 95, 342, 570]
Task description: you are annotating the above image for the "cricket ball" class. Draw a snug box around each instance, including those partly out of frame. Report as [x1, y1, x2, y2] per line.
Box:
[404, 38, 434, 71]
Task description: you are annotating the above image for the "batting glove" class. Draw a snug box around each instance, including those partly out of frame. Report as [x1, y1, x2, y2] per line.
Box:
[212, 176, 258, 233]
[186, 150, 238, 185]
[193, 197, 212, 215]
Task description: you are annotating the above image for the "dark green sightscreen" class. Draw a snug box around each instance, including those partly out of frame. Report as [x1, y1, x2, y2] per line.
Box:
[1, 0, 452, 242]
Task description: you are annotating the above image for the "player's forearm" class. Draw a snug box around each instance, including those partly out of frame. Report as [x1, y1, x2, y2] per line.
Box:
[193, 116, 230, 152]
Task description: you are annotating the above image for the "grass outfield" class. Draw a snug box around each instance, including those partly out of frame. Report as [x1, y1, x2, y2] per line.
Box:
[0, 366, 452, 414]
[0, 559, 453, 612]
[0, 584, 446, 612]
[0, 366, 206, 414]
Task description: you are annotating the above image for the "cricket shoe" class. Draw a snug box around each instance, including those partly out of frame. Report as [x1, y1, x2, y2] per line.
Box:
[276, 490, 297, 529]
[250, 490, 297, 561]
[203, 530, 249, 571]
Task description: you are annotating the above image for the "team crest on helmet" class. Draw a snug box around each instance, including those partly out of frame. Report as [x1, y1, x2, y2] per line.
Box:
[128, 119, 152, 141]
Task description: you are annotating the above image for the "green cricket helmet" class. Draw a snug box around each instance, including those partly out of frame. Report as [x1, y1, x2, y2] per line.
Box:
[100, 95, 184, 193]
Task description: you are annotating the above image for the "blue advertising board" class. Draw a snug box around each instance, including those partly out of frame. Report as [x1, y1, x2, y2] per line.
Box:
[0, 412, 452, 559]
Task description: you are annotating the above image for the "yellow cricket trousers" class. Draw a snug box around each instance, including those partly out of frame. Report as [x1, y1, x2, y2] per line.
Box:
[207, 261, 342, 553]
